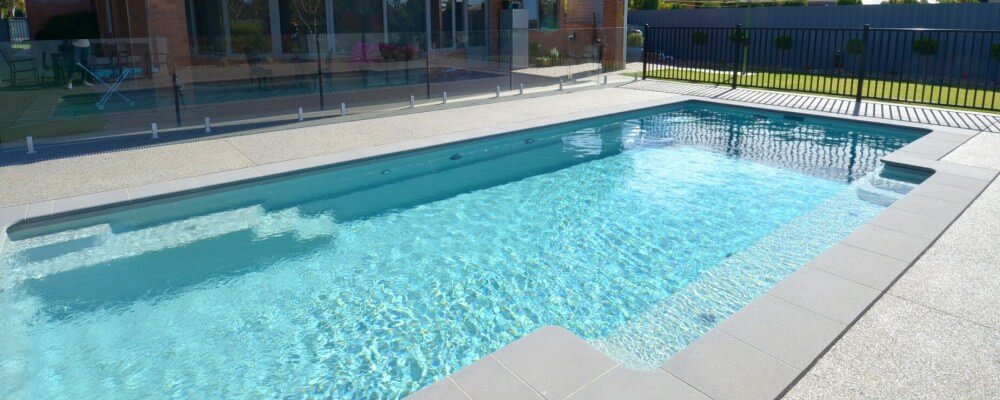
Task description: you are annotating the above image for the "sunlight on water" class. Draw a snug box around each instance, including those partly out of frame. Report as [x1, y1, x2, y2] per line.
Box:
[0, 104, 923, 399]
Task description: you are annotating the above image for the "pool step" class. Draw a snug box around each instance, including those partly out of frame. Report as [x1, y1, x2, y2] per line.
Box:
[1, 205, 336, 283]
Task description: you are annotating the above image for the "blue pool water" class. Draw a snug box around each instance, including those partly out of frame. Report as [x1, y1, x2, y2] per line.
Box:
[0, 103, 925, 399]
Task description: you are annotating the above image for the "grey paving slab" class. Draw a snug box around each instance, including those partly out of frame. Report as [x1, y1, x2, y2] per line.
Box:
[783, 295, 1000, 400]
[193, 168, 262, 188]
[24, 201, 52, 219]
[566, 366, 709, 400]
[929, 162, 999, 181]
[405, 378, 471, 400]
[924, 172, 993, 192]
[50, 189, 130, 215]
[661, 329, 799, 400]
[840, 223, 933, 263]
[807, 243, 908, 284]
[888, 193, 968, 222]
[866, 207, 951, 241]
[127, 178, 202, 202]
[0, 205, 27, 227]
[491, 326, 617, 399]
[716, 294, 845, 370]
[450, 356, 542, 400]
[767, 267, 882, 325]
[906, 181, 982, 204]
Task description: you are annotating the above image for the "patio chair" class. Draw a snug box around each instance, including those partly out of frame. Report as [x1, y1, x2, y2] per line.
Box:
[0, 45, 39, 88]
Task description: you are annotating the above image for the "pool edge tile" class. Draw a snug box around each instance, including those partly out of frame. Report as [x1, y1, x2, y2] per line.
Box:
[50, 189, 131, 216]
[449, 356, 543, 400]
[565, 366, 710, 400]
[715, 294, 846, 370]
[767, 267, 882, 325]
[661, 329, 800, 400]
[491, 325, 617, 399]
[127, 178, 202, 202]
[404, 377, 472, 400]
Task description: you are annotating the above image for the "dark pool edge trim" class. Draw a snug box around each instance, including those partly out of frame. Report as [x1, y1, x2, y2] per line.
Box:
[0, 95, 993, 400]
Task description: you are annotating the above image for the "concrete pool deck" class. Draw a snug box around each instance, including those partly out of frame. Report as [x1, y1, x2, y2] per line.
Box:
[0, 83, 997, 399]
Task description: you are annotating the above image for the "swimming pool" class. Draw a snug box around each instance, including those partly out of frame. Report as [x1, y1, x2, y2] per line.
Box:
[0, 102, 927, 399]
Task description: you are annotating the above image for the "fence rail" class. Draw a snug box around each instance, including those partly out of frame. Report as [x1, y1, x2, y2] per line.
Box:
[641, 25, 1000, 112]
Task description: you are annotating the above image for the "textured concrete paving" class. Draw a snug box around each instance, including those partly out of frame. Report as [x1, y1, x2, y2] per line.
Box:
[784, 133, 1000, 400]
[0, 87, 673, 208]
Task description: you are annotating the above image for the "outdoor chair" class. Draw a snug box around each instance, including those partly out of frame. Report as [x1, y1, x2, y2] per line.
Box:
[0, 45, 39, 88]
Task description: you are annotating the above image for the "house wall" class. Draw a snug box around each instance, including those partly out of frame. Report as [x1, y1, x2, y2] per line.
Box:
[25, 0, 93, 38]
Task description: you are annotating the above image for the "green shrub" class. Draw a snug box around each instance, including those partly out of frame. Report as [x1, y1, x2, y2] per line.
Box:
[691, 31, 708, 46]
[837, 0, 862, 4]
[845, 38, 865, 55]
[627, 31, 644, 47]
[912, 36, 939, 57]
[782, 0, 808, 6]
[773, 34, 793, 50]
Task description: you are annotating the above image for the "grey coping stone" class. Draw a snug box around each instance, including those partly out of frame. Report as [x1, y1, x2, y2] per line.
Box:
[24, 201, 53, 219]
[405, 378, 471, 400]
[925, 172, 993, 192]
[893, 144, 953, 160]
[126, 178, 201, 202]
[867, 207, 952, 241]
[491, 326, 617, 399]
[767, 267, 882, 325]
[889, 193, 967, 222]
[715, 294, 846, 370]
[566, 366, 709, 400]
[193, 167, 262, 188]
[50, 189, 130, 216]
[907, 181, 982, 204]
[841, 223, 934, 262]
[450, 356, 543, 400]
[661, 329, 799, 400]
[929, 162, 998, 181]
[0, 205, 27, 227]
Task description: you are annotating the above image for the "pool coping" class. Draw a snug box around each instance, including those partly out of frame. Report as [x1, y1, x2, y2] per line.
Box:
[0, 95, 996, 400]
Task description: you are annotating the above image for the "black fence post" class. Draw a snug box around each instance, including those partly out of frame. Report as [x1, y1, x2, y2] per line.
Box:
[855, 24, 870, 104]
[172, 71, 181, 127]
[315, 33, 325, 111]
[642, 24, 650, 80]
[732, 24, 742, 90]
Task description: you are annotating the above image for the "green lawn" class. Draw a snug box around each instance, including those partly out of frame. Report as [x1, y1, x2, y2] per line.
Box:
[637, 68, 1000, 113]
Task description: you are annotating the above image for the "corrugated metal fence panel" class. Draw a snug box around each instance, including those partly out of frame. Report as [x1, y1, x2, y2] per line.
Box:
[628, 3, 1000, 30]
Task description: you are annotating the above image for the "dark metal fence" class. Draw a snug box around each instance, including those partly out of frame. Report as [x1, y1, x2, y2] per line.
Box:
[641, 25, 1000, 112]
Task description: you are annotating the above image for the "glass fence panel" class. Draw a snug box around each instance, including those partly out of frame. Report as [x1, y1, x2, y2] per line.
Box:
[1, 27, 625, 158]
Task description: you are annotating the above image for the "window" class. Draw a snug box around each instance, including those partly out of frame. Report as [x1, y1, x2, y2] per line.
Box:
[538, 0, 557, 29]
[279, 0, 328, 54]
[227, 0, 272, 55]
[333, 0, 384, 56]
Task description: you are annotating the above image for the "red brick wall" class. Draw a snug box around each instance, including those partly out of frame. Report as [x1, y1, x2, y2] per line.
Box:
[25, 0, 93, 39]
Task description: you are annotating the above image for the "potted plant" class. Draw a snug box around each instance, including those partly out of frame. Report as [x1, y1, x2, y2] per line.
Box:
[773, 34, 792, 70]
[911, 36, 939, 81]
[626, 29, 644, 62]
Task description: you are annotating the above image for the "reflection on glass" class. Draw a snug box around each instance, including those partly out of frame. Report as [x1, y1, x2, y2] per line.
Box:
[386, 0, 426, 47]
[227, 0, 272, 56]
[186, 0, 227, 54]
[467, 0, 486, 47]
[432, 0, 455, 49]
[333, 0, 384, 57]
[279, 0, 328, 55]
[539, 0, 557, 29]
